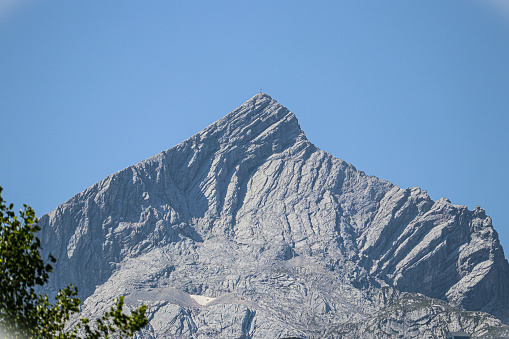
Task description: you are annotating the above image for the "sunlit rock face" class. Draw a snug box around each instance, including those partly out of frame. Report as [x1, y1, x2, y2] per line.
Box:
[38, 93, 509, 338]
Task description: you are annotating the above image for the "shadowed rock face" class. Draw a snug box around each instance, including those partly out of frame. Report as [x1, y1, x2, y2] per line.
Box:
[38, 93, 509, 338]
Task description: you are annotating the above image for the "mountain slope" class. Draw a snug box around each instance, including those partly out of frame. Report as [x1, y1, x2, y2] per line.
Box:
[38, 93, 509, 337]
[331, 288, 509, 338]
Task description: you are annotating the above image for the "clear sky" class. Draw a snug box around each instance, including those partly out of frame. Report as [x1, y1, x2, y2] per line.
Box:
[1, 1, 509, 258]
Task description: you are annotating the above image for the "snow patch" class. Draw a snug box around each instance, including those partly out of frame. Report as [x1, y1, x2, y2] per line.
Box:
[190, 294, 216, 306]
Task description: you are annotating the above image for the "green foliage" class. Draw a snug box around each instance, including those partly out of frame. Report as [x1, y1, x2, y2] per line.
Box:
[77, 296, 147, 339]
[0, 186, 148, 338]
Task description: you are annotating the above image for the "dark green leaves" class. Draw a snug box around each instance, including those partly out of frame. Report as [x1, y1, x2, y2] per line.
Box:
[0, 186, 148, 338]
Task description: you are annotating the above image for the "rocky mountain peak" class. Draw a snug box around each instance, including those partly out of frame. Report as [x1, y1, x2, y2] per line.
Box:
[188, 92, 306, 153]
[38, 94, 509, 338]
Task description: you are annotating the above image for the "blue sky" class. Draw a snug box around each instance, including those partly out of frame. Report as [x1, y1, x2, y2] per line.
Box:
[1, 1, 509, 257]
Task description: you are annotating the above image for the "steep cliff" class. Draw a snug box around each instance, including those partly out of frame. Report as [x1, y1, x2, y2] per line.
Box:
[38, 93, 509, 337]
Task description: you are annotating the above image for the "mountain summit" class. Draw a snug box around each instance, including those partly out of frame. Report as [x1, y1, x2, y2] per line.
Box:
[39, 94, 509, 338]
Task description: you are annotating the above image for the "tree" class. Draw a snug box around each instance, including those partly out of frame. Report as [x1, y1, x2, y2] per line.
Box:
[0, 186, 148, 338]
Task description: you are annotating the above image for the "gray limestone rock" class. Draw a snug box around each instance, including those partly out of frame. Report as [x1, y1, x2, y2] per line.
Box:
[330, 288, 509, 338]
[38, 93, 509, 338]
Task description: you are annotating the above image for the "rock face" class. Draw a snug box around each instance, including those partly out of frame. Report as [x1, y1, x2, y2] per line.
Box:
[38, 93, 509, 338]
[332, 288, 509, 338]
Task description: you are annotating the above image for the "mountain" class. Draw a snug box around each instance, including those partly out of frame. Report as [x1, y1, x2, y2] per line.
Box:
[38, 93, 509, 338]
